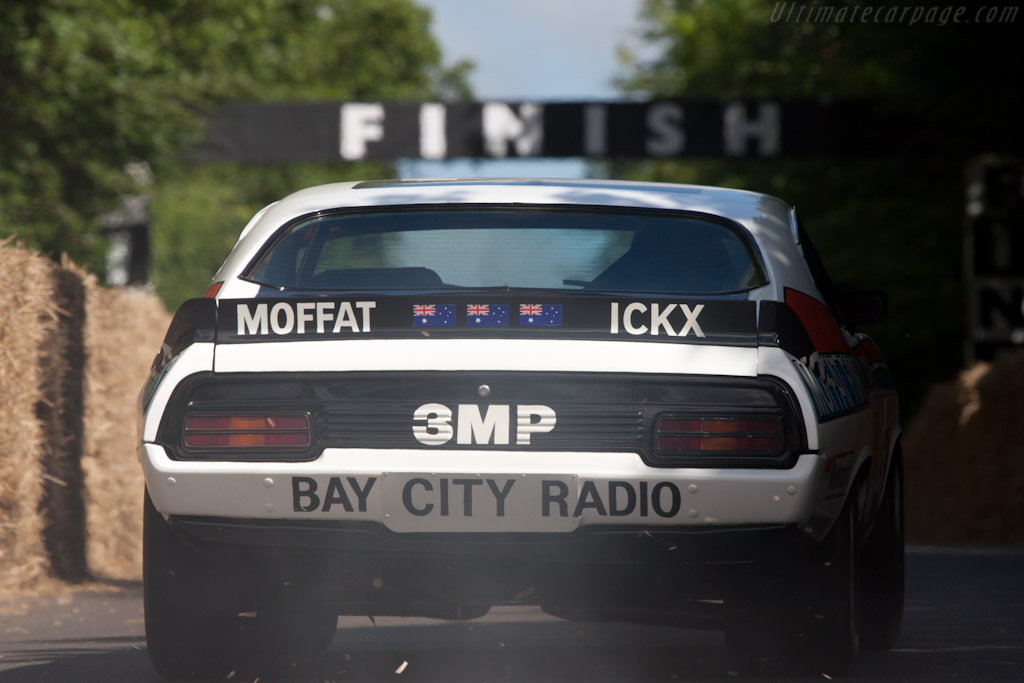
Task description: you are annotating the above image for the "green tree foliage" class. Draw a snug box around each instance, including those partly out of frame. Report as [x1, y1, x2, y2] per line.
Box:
[149, 162, 395, 308]
[615, 0, 1023, 415]
[0, 0, 471, 303]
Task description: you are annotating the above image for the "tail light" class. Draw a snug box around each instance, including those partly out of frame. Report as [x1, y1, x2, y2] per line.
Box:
[184, 414, 311, 449]
[202, 282, 223, 298]
[655, 415, 783, 455]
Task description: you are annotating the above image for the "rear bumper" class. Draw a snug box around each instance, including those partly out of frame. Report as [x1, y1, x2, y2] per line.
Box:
[141, 444, 826, 529]
[171, 514, 812, 566]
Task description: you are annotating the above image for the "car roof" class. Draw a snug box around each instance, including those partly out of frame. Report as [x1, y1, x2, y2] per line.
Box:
[266, 178, 791, 229]
[214, 178, 818, 304]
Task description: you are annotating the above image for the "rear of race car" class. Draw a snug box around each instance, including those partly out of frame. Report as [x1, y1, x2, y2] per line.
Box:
[138, 182, 900, 678]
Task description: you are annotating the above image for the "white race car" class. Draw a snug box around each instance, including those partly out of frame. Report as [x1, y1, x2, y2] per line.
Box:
[139, 178, 903, 678]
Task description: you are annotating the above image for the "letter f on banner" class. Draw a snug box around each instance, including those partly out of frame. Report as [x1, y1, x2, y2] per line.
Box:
[340, 103, 385, 160]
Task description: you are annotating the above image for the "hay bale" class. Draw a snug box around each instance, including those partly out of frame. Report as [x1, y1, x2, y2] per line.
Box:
[904, 351, 1024, 544]
[0, 242, 59, 597]
[80, 275, 170, 581]
[0, 242, 170, 591]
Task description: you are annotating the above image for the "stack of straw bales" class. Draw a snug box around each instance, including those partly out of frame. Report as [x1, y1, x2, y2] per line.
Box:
[903, 351, 1024, 545]
[0, 242, 169, 597]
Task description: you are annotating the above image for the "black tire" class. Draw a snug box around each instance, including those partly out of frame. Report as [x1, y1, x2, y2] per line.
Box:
[808, 493, 861, 673]
[144, 491, 337, 679]
[725, 496, 860, 675]
[860, 450, 905, 650]
[144, 490, 271, 679]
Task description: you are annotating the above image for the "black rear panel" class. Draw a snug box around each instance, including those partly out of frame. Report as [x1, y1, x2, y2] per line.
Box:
[157, 372, 805, 468]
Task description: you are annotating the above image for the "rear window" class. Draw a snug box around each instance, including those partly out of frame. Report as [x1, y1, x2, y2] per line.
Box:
[245, 207, 767, 295]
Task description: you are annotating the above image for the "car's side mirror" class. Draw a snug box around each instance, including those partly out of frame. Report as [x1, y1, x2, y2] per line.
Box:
[835, 290, 888, 326]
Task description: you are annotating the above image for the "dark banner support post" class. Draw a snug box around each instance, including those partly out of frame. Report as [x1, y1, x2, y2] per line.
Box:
[194, 100, 903, 163]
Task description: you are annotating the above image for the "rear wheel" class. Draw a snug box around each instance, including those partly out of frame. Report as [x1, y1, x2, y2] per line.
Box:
[726, 496, 860, 675]
[143, 491, 336, 679]
[860, 450, 905, 649]
[144, 490, 260, 679]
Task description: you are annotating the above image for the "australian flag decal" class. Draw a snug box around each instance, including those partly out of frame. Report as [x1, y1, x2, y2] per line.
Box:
[412, 303, 456, 326]
[519, 303, 562, 326]
[467, 303, 509, 326]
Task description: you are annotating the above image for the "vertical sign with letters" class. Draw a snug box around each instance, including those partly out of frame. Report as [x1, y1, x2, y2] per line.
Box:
[967, 156, 1024, 361]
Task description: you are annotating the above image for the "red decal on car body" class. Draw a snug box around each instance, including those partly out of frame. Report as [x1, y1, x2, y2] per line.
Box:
[784, 288, 849, 354]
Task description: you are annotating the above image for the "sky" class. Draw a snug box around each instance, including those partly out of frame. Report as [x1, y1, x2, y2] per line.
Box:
[399, 0, 650, 180]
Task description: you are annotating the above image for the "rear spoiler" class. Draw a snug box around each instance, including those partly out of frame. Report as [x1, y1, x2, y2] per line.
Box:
[153, 297, 217, 371]
[211, 296, 760, 346]
[157, 293, 872, 359]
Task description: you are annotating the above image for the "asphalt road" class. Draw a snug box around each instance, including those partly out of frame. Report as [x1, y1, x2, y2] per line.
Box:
[1, 546, 1022, 683]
